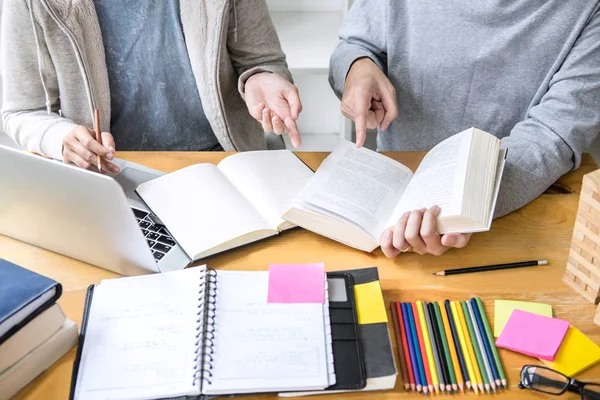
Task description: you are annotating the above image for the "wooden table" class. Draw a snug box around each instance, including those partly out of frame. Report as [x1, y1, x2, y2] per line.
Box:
[4, 151, 600, 400]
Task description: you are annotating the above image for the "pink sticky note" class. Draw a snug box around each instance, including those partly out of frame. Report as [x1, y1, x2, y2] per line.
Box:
[267, 263, 325, 303]
[495, 309, 570, 361]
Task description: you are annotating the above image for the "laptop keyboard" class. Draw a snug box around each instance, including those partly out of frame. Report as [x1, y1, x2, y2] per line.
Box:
[132, 208, 176, 261]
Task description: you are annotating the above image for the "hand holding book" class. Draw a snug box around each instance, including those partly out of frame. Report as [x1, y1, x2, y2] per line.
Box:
[379, 206, 472, 258]
[283, 128, 506, 253]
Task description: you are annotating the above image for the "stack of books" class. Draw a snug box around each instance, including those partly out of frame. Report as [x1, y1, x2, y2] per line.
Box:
[0, 259, 78, 399]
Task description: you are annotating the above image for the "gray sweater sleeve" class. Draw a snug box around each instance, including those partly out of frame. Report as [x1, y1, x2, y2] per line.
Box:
[1, 0, 76, 159]
[329, 0, 388, 98]
[229, 0, 293, 96]
[495, 9, 600, 217]
[331, 0, 600, 219]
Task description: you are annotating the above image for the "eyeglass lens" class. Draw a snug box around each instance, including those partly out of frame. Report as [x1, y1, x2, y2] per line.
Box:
[522, 366, 569, 395]
[583, 384, 600, 400]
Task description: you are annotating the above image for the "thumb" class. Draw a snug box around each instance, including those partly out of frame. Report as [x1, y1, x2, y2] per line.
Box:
[441, 233, 471, 248]
[101, 132, 116, 156]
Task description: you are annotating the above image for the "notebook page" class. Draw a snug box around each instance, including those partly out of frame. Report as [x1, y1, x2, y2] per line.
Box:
[217, 150, 313, 230]
[74, 268, 204, 400]
[204, 271, 329, 395]
[136, 164, 273, 259]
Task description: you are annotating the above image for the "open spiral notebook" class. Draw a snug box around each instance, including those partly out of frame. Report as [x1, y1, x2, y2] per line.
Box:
[70, 266, 333, 400]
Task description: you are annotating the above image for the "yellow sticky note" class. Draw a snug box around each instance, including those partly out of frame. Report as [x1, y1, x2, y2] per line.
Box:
[542, 326, 600, 376]
[354, 280, 388, 325]
[494, 300, 552, 337]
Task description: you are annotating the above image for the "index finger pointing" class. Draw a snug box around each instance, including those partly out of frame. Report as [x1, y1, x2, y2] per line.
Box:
[284, 116, 302, 148]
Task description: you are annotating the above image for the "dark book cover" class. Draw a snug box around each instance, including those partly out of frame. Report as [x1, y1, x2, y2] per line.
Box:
[0, 258, 62, 344]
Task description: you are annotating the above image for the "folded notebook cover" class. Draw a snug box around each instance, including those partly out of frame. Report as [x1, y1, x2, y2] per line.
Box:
[324, 272, 366, 391]
[342, 267, 397, 388]
[69, 285, 209, 400]
[0, 258, 62, 345]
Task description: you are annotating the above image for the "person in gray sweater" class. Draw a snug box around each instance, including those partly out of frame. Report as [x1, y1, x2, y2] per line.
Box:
[330, 0, 600, 257]
[2, 0, 301, 174]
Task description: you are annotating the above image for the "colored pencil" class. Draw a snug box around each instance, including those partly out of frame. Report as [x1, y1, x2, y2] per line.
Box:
[465, 300, 496, 393]
[432, 259, 548, 276]
[390, 302, 410, 391]
[433, 302, 458, 393]
[475, 297, 507, 388]
[439, 301, 465, 393]
[458, 301, 487, 393]
[445, 300, 470, 391]
[451, 301, 480, 394]
[416, 301, 438, 394]
[470, 298, 501, 390]
[400, 303, 417, 392]
[406, 303, 427, 393]
[425, 302, 449, 393]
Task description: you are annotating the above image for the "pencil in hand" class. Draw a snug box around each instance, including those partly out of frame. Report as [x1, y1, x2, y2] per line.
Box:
[93, 108, 102, 172]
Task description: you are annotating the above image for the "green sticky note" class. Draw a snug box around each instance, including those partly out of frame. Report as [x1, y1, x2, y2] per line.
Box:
[494, 300, 553, 337]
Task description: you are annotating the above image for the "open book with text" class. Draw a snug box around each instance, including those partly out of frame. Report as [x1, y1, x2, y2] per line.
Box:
[136, 150, 314, 260]
[283, 128, 506, 252]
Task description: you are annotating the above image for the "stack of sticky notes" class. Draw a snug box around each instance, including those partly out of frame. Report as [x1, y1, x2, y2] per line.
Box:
[494, 300, 600, 376]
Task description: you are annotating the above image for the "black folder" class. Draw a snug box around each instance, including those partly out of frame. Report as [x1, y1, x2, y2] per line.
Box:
[324, 271, 366, 391]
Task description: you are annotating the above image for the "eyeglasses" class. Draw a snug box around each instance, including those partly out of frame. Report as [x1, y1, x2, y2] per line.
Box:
[519, 365, 600, 400]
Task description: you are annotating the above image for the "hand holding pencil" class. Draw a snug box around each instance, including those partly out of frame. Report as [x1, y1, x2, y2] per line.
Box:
[61, 108, 120, 174]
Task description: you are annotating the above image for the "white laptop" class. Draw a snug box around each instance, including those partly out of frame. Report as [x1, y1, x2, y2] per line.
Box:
[0, 145, 190, 275]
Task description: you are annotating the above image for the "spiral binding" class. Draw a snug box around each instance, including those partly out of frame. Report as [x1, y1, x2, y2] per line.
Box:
[192, 268, 218, 389]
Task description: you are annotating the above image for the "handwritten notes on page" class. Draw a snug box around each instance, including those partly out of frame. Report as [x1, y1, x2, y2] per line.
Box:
[267, 263, 325, 304]
[74, 268, 203, 400]
[206, 271, 329, 395]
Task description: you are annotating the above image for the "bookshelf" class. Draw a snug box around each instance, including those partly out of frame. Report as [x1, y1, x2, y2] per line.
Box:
[266, 0, 351, 151]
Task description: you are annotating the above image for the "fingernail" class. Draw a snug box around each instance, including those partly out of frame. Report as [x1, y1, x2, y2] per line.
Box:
[381, 123, 388, 131]
[432, 205, 441, 215]
[402, 211, 410, 218]
[445, 236, 455, 246]
[108, 146, 115, 152]
[106, 152, 114, 160]
[385, 230, 393, 240]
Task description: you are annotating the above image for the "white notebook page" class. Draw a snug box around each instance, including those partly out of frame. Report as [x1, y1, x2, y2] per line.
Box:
[136, 164, 273, 259]
[217, 150, 314, 229]
[205, 271, 329, 395]
[74, 268, 204, 400]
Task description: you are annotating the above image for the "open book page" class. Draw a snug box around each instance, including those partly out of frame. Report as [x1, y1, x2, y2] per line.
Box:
[74, 268, 204, 400]
[295, 141, 413, 239]
[205, 271, 329, 395]
[217, 150, 314, 230]
[136, 164, 273, 260]
[384, 129, 472, 231]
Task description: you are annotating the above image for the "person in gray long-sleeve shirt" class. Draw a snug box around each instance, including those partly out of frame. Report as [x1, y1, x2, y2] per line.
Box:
[330, 0, 600, 258]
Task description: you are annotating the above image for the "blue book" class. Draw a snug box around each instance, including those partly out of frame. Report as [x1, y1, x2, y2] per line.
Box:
[0, 259, 62, 345]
